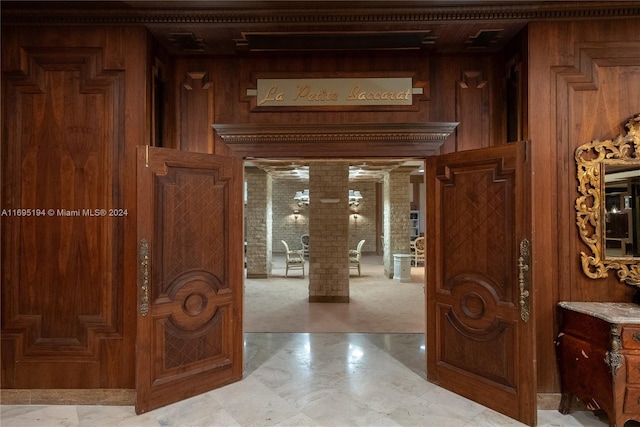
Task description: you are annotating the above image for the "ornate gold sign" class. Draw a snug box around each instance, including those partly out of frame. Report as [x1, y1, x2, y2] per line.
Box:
[249, 77, 420, 108]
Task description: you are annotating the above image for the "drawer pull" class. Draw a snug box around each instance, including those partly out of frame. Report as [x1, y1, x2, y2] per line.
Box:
[633, 332, 640, 343]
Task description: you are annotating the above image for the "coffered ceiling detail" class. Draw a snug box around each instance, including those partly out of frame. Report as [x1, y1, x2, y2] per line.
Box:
[247, 159, 423, 183]
[4, 1, 638, 55]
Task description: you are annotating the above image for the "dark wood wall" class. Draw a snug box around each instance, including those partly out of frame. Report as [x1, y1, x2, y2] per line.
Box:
[528, 18, 640, 392]
[1, 26, 147, 389]
[2, 27, 506, 390]
[169, 51, 504, 155]
[6, 16, 639, 398]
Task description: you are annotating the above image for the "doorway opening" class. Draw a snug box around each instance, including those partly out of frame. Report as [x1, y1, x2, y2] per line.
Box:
[242, 158, 427, 335]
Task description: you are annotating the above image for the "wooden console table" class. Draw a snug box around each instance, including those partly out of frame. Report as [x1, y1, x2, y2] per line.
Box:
[556, 302, 640, 426]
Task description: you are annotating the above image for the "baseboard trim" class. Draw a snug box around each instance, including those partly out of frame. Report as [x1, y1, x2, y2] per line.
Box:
[0, 389, 582, 411]
[1, 389, 135, 405]
[537, 393, 561, 410]
[536, 392, 589, 411]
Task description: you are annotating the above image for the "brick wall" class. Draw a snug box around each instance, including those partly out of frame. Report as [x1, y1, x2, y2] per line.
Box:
[246, 167, 408, 282]
[347, 181, 377, 253]
[383, 170, 411, 278]
[272, 180, 309, 253]
[271, 180, 376, 254]
[245, 168, 272, 278]
[308, 163, 350, 302]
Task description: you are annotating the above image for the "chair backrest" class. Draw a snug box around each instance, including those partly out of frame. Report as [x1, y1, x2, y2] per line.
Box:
[414, 236, 425, 252]
[301, 234, 309, 248]
[356, 239, 366, 253]
[281, 240, 290, 253]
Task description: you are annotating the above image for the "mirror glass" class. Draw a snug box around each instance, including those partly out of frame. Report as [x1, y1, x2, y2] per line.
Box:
[604, 164, 640, 259]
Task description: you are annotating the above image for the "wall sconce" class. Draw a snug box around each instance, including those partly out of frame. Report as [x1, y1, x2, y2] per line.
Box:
[351, 210, 359, 227]
[294, 189, 310, 207]
[293, 209, 300, 220]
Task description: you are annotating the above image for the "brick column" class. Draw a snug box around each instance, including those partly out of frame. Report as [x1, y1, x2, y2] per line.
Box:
[245, 168, 272, 278]
[309, 163, 350, 302]
[383, 170, 411, 278]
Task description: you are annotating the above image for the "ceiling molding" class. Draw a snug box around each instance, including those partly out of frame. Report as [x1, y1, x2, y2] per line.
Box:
[4, 2, 640, 25]
[5, 2, 638, 55]
[212, 122, 457, 158]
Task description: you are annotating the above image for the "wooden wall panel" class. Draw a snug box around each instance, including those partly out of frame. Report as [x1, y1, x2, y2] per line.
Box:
[1, 26, 146, 389]
[171, 52, 502, 155]
[455, 70, 490, 151]
[430, 55, 502, 153]
[528, 18, 640, 392]
[180, 71, 214, 153]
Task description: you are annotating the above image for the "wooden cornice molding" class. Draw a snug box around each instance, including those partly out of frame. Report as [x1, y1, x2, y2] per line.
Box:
[212, 122, 458, 158]
[3, 2, 640, 25]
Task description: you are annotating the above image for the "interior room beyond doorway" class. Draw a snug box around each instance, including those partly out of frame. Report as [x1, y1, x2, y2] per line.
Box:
[243, 159, 426, 334]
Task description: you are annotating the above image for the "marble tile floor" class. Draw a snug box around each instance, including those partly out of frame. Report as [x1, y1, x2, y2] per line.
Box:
[1, 333, 611, 427]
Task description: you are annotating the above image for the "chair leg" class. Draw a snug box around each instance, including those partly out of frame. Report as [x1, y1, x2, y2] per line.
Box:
[358, 264, 361, 276]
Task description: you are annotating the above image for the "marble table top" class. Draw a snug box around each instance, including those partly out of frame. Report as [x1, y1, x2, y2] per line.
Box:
[558, 301, 640, 324]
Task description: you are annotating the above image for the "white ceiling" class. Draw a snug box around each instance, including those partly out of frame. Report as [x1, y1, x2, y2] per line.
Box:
[246, 159, 424, 182]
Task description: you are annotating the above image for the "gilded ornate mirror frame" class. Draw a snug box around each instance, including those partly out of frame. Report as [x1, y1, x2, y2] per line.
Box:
[575, 113, 640, 286]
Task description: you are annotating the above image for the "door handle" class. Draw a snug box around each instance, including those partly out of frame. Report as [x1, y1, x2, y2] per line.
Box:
[139, 238, 150, 316]
[518, 238, 530, 323]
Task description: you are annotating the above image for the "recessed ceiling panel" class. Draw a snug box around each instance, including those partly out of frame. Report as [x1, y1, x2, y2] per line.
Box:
[236, 31, 437, 51]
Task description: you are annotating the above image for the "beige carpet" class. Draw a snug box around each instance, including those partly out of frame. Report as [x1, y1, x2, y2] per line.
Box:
[244, 254, 425, 333]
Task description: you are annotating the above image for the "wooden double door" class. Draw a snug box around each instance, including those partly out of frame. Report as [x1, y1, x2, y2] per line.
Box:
[136, 142, 535, 425]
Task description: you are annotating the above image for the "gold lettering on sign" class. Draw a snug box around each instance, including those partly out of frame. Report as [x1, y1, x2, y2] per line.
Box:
[255, 77, 414, 107]
[346, 85, 411, 101]
[293, 85, 339, 102]
[258, 86, 285, 105]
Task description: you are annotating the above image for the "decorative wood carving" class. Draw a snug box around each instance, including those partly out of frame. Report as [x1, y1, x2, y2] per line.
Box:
[180, 71, 213, 153]
[169, 33, 207, 52]
[456, 70, 489, 151]
[182, 71, 211, 91]
[458, 70, 488, 89]
[212, 122, 458, 158]
[427, 143, 533, 424]
[575, 113, 640, 286]
[5, 3, 637, 56]
[136, 147, 242, 414]
[5, 3, 639, 25]
[465, 29, 504, 49]
[2, 48, 125, 359]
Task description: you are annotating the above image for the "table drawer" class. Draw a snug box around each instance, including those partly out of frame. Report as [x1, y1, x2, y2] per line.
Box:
[622, 327, 640, 350]
[625, 387, 640, 414]
[628, 356, 640, 384]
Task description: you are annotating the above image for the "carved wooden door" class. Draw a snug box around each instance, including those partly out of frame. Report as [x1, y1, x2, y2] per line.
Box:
[425, 142, 535, 426]
[135, 146, 244, 414]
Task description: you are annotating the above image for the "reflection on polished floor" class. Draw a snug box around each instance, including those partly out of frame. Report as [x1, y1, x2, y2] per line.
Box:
[1, 257, 611, 426]
[1, 333, 609, 426]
